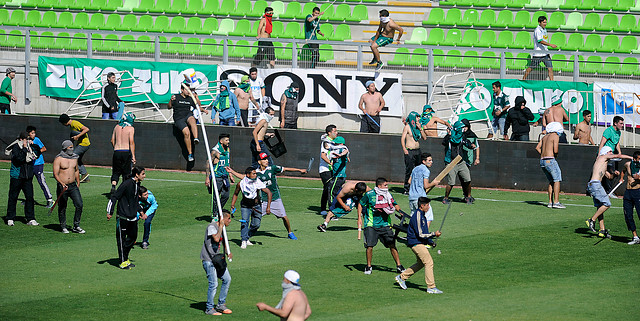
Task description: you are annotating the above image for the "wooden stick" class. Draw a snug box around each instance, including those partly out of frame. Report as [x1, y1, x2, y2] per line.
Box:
[426, 155, 462, 194]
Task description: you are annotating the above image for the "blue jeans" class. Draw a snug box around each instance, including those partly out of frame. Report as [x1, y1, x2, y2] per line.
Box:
[491, 117, 506, 135]
[240, 205, 262, 241]
[102, 112, 118, 119]
[219, 118, 236, 126]
[540, 158, 562, 182]
[202, 261, 231, 311]
[142, 212, 155, 244]
[74, 145, 90, 175]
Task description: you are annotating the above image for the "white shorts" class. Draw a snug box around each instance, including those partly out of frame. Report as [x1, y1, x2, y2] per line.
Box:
[261, 198, 287, 218]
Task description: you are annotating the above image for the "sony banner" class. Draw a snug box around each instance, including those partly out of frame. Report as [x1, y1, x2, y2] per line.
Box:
[593, 82, 640, 127]
[217, 65, 405, 117]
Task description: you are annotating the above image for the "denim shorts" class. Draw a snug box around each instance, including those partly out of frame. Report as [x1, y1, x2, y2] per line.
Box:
[587, 180, 611, 208]
[540, 158, 562, 182]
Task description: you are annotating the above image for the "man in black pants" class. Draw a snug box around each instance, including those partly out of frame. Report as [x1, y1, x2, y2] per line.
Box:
[53, 140, 84, 234]
[5, 131, 41, 226]
[107, 166, 146, 269]
[252, 7, 276, 69]
[505, 96, 534, 141]
[319, 124, 339, 214]
[304, 6, 326, 68]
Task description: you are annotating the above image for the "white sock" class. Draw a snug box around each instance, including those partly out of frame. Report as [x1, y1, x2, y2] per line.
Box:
[322, 222, 328, 227]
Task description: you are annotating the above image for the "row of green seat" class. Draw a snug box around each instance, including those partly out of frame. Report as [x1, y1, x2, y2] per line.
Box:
[387, 48, 640, 75]
[405, 27, 639, 53]
[6, 0, 123, 11]
[440, 0, 639, 12]
[423, 8, 640, 33]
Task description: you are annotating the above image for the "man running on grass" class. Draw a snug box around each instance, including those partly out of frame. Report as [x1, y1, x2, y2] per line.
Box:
[369, 9, 403, 71]
[318, 181, 370, 232]
[585, 146, 632, 239]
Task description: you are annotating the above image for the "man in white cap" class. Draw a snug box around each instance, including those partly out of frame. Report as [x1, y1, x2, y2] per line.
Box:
[0, 67, 17, 114]
[585, 146, 632, 238]
[357, 81, 384, 133]
[536, 122, 565, 209]
[541, 93, 569, 143]
[256, 270, 311, 320]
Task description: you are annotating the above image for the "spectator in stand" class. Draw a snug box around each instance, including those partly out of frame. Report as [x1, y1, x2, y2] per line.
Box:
[523, 15, 557, 81]
[252, 7, 276, 69]
[0, 67, 17, 114]
[101, 72, 124, 120]
[26, 126, 53, 208]
[488, 81, 510, 140]
[304, 6, 326, 69]
[369, 9, 403, 72]
[505, 96, 534, 141]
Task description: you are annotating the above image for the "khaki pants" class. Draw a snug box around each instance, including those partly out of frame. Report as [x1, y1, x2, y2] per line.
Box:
[399, 244, 436, 288]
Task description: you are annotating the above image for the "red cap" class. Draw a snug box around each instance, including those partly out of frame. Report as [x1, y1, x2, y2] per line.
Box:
[258, 152, 269, 160]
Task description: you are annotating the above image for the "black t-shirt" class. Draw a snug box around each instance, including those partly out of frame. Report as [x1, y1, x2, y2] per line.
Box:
[172, 94, 195, 120]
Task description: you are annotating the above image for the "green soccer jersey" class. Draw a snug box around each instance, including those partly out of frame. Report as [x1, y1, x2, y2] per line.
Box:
[359, 190, 395, 228]
[0, 77, 12, 104]
[332, 154, 348, 178]
[212, 143, 230, 178]
[602, 126, 620, 151]
[257, 165, 284, 201]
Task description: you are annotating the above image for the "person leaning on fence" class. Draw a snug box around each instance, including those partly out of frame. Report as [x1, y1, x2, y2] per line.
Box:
[488, 81, 510, 140]
[304, 6, 326, 69]
[523, 15, 557, 81]
[101, 72, 125, 120]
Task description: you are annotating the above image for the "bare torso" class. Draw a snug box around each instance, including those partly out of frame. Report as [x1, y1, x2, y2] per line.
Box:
[591, 156, 610, 181]
[112, 125, 134, 150]
[255, 120, 269, 141]
[625, 162, 640, 190]
[281, 290, 310, 321]
[257, 18, 270, 39]
[402, 124, 420, 149]
[540, 133, 558, 158]
[53, 156, 78, 185]
[380, 20, 399, 38]
[575, 121, 592, 144]
[423, 118, 442, 137]
[543, 106, 568, 125]
[361, 92, 383, 116]
[235, 88, 251, 110]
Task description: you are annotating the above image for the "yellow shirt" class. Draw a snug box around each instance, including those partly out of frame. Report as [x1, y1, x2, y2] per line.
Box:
[70, 120, 90, 146]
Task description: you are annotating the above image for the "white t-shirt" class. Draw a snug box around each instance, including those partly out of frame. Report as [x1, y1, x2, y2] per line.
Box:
[249, 77, 265, 100]
[319, 143, 330, 173]
[532, 26, 548, 57]
[240, 177, 266, 199]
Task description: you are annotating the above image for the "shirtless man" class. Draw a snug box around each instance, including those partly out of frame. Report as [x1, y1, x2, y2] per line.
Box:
[252, 7, 276, 69]
[585, 146, 632, 239]
[234, 75, 259, 127]
[317, 181, 370, 232]
[536, 122, 564, 209]
[420, 105, 451, 137]
[257, 270, 311, 321]
[110, 112, 136, 195]
[622, 151, 640, 245]
[369, 9, 403, 71]
[251, 107, 276, 168]
[358, 81, 384, 133]
[52, 140, 84, 234]
[541, 94, 569, 143]
[402, 111, 425, 194]
[573, 110, 594, 145]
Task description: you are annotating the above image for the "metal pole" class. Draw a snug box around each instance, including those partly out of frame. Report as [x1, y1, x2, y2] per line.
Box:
[573, 54, 579, 82]
[292, 41, 297, 69]
[499, 51, 506, 79]
[222, 38, 228, 65]
[87, 33, 93, 58]
[357, 44, 362, 71]
[154, 36, 160, 62]
[24, 29, 31, 104]
[428, 48, 434, 102]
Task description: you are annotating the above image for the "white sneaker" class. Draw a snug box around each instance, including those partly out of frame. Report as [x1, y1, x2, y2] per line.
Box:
[395, 275, 407, 290]
[7, 220, 14, 226]
[27, 220, 39, 226]
[72, 227, 86, 234]
[246, 240, 254, 246]
[61, 228, 69, 234]
[628, 237, 640, 245]
[547, 203, 553, 208]
[241, 241, 247, 249]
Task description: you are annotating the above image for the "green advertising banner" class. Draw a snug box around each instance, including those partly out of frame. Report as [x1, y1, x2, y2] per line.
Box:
[457, 79, 594, 124]
[38, 56, 217, 103]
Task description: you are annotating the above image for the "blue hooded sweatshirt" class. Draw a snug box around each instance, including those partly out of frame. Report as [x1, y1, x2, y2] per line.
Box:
[211, 80, 241, 122]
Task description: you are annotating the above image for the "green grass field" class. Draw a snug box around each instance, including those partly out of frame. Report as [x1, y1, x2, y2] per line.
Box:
[1, 163, 638, 320]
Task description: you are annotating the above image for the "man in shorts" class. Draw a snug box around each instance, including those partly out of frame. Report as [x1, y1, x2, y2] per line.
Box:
[442, 120, 479, 205]
[488, 81, 510, 140]
[369, 9, 403, 71]
[317, 181, 369, 232]
[255, 152, 307, 240]
[536, 122, 565, 209]
[357, 177, 405, 275]
[585, 146, 632, 239]
[168, 83, 208, 162]
[523, 15, 557, 81]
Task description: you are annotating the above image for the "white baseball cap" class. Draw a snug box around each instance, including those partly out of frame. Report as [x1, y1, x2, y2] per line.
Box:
[284, 270, 300, 285]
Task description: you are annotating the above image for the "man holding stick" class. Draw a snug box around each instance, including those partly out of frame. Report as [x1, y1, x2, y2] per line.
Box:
[408, 153, 440, 216]
[317, 181, 369, 232]
[358, 81, 384, 133]
[201, 210, 233, 315]
[52, 140, 84, 234]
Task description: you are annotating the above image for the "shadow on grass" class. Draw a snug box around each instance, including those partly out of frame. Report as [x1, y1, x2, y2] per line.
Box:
[253, 230, 285, 239]
[327, 226, 357, 232]
[389, 186, 405, 194]
[142, 289, 198, 303]
[574, 227, 629, 244]
[525, 200, 547, 207]
[97, 258, 121, 268]
[306, 205, 323, 214]
[343, 263, 395, 273]
[195, 215, 212, 222]
[101, 192, 112, 200]
[42, 224, 63, 233]
[16, 198, 48, 207]
[189, 302, 207, 312]
[3, 217, 26, 224]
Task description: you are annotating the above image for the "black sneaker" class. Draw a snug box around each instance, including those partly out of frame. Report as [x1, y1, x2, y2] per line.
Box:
[598, 229, 611, 239]
[317, 224, 327, 232]
[586, 218, 596, 233]
[396, 265, 406, 273]
[442, 198, 451, 205]
[375, 61, 384, 71]
[465, 197, 474, 205]
[368, 57, 377, 65]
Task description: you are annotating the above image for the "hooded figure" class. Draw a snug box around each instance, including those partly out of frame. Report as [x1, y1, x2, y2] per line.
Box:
[405, 111, 422, 142]
[280, 82, 300, 129]
[420, 105, 434, 126]
[211, 80, 241, 126]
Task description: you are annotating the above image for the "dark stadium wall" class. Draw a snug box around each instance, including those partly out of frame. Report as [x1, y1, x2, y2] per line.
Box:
[1, 114, 621, 194]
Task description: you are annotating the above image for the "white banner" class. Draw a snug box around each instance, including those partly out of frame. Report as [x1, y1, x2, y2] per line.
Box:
[217, 65, 404, 117]
[594, 82, 640, 127]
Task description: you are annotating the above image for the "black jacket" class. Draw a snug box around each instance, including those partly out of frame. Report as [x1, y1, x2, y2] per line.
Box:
[8, 142, 41, 180]
[101, 82, 122, 113]
[107, 178, 141, 219]
[505, 106, 535, 136]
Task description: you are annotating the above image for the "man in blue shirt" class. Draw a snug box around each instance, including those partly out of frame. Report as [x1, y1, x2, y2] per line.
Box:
[408, 153, 440, 217]
[27, 126, 53, 208]
[211, 81, 241, 126]
[139, 186, 158, 249]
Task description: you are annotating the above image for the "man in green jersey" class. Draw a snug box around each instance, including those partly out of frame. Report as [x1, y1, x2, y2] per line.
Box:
[206, 133, 234, 219]
[256, 152, 307, 240]
[0, 67, 17, 114]
[357, 177, 405, 275]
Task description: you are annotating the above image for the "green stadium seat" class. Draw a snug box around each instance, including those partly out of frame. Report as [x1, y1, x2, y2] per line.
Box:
[219, 0, 235, 16]
[494, 10, 513, 28]
[595, 0, 616, 11]
[229, 18, 250, 36]
[275, 42, 293, 60]
[202, 17, 219, 34]
[319, 44, 333, 62]
[202, 0, 219, 15]
[601, 57, 621, 75]
[41, 11, 56, 28]
[618, 35, 636, 53]
[504, 52, 523, 70]
[459, 8, 478, 27]
[599, 35, 618, 52]
[529, 11, 546, 29]
[349, 5, 368, 22]
[0, 9, 11, 25]
[542, 0, 563, 8]
[105, 0, 123, 10]
[71, 12, 89, 28]
[578, 13, 600, 31]
[442, 8, 461, 26]
[410, 48, 427, 67]
[280, 1, 300, 19]
[614, 0, 633, 11]
[105, 14, 122, 31]
[201, 39, 219, 56]
[119, 14, 137, 31]
[70, 33, 87, 51]
[229, 39, 248, 57]
[458, 29, 478, 47]
[566, 55, 585, 72]
[21, 0, 39, 9]
[578, 0, 598, 10]
[551, 54, 568, 72]
[319, 23, 333, 40]
[442, 50, 461, 68]
[89, 0, 107, 10]
[119, 34, 135, 52]
[388, 48, 409, 66]
[565, 33, 583, 51]
[151, 15, 170, 33]
[460, 50, 478, 68]
[156, 36, 169, 53]
[559, 0, 579, 9]
[492, 0, 511, 7]
[424, 27, 444, 45]
[511, 11, 530, 28]
[478, 30, 496, 48]
[331, 24, 350, 41]
[234, 0, 252, 17]
[619, 57, 639, 75]
[583, 34, 600, 52]
[153, 0, 171, 13]
[55, 12, 73, 28]
[58, 0, 81, 10]
[550, 32, 566, 48]
[166, 0, 187, 14]
[88, 13, 106, 30]
[283, 22, 304, 39]
[35, 31, 55, 49]
[560, 12, 582, 30]
[7, 30, 25, 48]
[169, 16, 186, 33]
[133, 0, 154, 13]
[7, 9, 25, 26]
[478, 9, 496, 27]
[514, 31, 532, 49]
[583, 56, 602, 74]
[442, 28, 462, 46]
[185, 17, 202, 34]
[90, 34, 104, 51]
[423, 7, 444, 26]
[332, 3, 350, 22]
[300, 3, 317, 20]
[165, 37, 183, 54]
[478, 51, 498, 69]
[133, 15, 153, 32]
[249, 0, 267, 17]
[525, 0, 546, 9]
[506, 0, 528, 8]
[25, 10, 41, 27]
[615, 14, 637, 32]
[101, 34, 119, 52]
[319, 3, 335, 21]
[212, 18, 234, 35]
[597, 14, 618, 32]
[271, 20, 284, 37]
[181, 37, 200, 55]
[406, 27, 427, 45]
[183, 0, 203, 14]
[134, 35, 153, 53]
[547, 11, 565, 29]
[495, 30, 513, 48]
[432, 49, 444, 67]
[119, 0, 139, 11]
[454, 0, 473, 7]
[272, 1, 285, 18]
